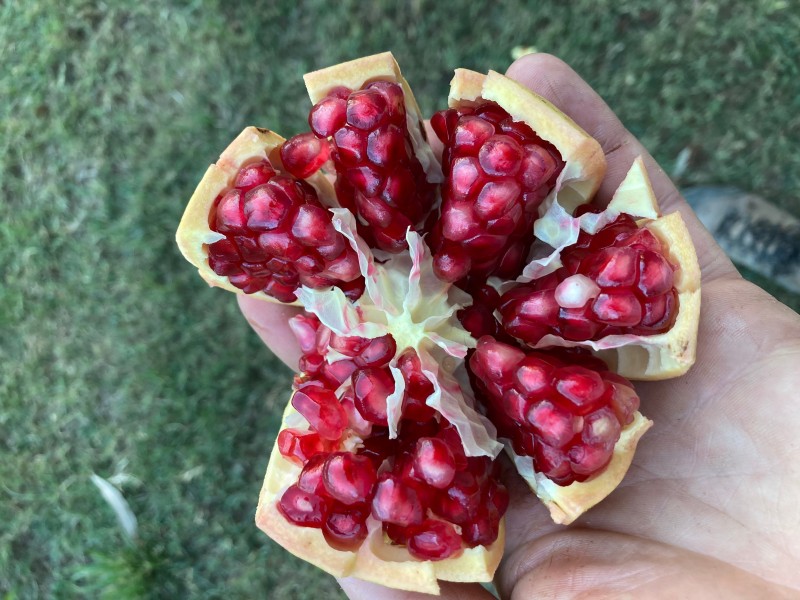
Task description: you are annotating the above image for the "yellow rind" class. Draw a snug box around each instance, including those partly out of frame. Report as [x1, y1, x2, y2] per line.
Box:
[521, 412, 652, 525]
[255, 403, 503, 595]
[448, 69, 607, 211]
[174, 126, 335, 305]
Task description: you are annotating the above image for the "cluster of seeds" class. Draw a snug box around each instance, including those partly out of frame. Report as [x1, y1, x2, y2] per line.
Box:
[276, 315, 508, 560]
[469, 337, 640, 486]
[207, 159, 363, 302]
[499, 213, 678, 343]
[282, 81, 438, 253]
[428, 103, 565, 286]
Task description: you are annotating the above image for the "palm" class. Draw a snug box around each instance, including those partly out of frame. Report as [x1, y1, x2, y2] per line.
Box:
[238, 54, 800, 598]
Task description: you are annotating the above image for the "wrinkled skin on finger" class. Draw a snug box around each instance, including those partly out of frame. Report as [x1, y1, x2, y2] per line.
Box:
[239, 54, 800, 599]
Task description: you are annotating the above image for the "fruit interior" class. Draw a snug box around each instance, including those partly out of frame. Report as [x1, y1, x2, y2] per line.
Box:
[206, 157, 364, 302]
[192, 68, 685, 562]
[277, 314, 508, 561]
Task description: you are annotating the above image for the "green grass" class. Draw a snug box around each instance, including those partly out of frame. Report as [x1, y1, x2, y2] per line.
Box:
[2, 0, 798, 598]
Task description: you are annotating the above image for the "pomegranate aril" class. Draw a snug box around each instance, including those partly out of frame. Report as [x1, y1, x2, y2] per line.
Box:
[407, 520, 463, 561]
[592, 291, 643, 326]
[347, 165, 383, 196]
[277, 428, 329, 466]
[371, 474, 424, 527]
[527, 401, 577, 448]
[519, 144, 559, 190]
[383, 522, 411, 545]
[322, 452, 378, 505]
[568, 443, 613, 476]
[353, 335, 397, 367]
[243, 184, 292, 231]
[234, 160, 276, 191]
[297, 453, 327, 495]
[583, 247, 638, 288]
[478, 134, 522, 176]
[366, 125, 404, 167]
[582, 407, 622, 448]
[341, 392, 372, 437]
[555, 366, 605, 412]
[413, 437, 456, 489]
[435, 471, 480, 524]
[638, 250, 674, 296]
[215, 189, 246, 233]
[323, 504, 369, 551]
[474, 179, 522, 220]
[453, 116, 495, 154]
[333, 126, 367, 165]
[608, 380, 640, 425]
[514, 357, 553, 395]
[365, 81, 405, 118]
[291, 385, 348, 441]
[534, 443, 573, 485]
[432, 247, 471, 283]
[346, 88, 389, 130]
[462, 509, 500, 548]
[352, 367, 394, 425]
[310, 96, 348, 137]
[502, 388, 532, 424]
[278, 484, 329, 527]
[280, 133, 330, 179]
[357, 428, 398, 468]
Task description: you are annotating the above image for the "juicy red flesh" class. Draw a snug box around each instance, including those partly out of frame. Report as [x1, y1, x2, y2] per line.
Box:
[469, 336, 640, 486]
[499, 214, 679, 343]
[429, 102, 565, 286]
[307, 82, 437, 253]
[276, 320, 508, 557]
[206, 158, 363, 302]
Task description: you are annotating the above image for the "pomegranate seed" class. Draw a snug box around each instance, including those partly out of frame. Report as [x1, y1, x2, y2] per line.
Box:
[341, 391, 373, 437]
[371, 474, 424, 527]
[568, 443, 613, 476]
[357, 428, 398, 468]
[413, 438, 456, 489]
[309, 96, 347, 137]
[453, 116, 495, 154]
[519, 144, 558, 191]
[243, 185, 292, 231]
[322, 452, 378, 505]
[333, 126, 367, 165]
[478, 135, 523, 176]
[638, 250, 674, 296]
[215, 189, 246, 233]
[555, 367, 605, 411]
[352, 367, 394, 425]
[291, 385, 348, 441]
[322, 503, 369, 551]
[353, 335, 397, 367]
[436, 471, 480, 524]
[277, 428, 328, 466]
[437, 424, 468, 470]
[607, 380, 640, 425]
[365, 81, 405, 118]
[234, 160, 276, 191]
[581, 407, 622, 448]
[591, 291, 643, 326]
[527, 401, 577, 448]
[407, 520, 463, 561]
[280, 133, 330, 179]
[514, 357, 553, 395]
[346, 89, 389, 130]
[297, 454, 327, 495]
[474, 179, 522, 221]
[278, 484, 329, 527]
[462, 509, 500, 548]
[366, 124, 404, 167]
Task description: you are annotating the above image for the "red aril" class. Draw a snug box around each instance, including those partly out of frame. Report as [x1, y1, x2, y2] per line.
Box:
[322, 503, 369, 551]
[278, 484, 330, 527]
[322, 452, 378, 505]
[371, 474, 425, 527]
[407, 520, 463, 561]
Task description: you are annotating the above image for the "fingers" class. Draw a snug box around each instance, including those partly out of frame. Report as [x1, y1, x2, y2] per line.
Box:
[505, 53, 738, 283]
[237, 295, 304, 370]
[338, 578, 496, 600]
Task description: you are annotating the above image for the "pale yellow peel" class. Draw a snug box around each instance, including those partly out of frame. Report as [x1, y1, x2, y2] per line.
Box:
[448, 69, 607, 211]
[523, 412, 652, 524]
[255, 403, 503, 595]
[174, 126, 335, 305]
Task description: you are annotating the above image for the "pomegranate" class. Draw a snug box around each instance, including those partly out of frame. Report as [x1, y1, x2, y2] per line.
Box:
[176, 53, 701, 594]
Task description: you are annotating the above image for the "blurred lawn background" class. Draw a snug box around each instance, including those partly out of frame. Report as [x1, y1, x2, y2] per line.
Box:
[2, 0, 799, 598]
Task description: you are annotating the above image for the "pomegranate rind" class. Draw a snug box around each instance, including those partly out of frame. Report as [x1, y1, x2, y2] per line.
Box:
[448, 69, 606, 212]
[522, 158, 702, 380]
[509, 411, 652, 525]
[303, 51, 443, 185]
[175, 126, 338, 304]
[255, 403, 504, 595]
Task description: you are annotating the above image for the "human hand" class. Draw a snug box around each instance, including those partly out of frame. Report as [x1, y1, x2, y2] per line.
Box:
[239, 54, 800, 599]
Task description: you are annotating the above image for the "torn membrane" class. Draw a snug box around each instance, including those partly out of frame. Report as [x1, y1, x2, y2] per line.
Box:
[296, 210, 501, 457]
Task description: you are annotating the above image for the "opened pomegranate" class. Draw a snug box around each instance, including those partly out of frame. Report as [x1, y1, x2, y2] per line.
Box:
[176, 52, 700, 594]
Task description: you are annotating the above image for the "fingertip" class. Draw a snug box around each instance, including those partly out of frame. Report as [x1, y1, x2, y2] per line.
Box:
[237, 295, 304, 370]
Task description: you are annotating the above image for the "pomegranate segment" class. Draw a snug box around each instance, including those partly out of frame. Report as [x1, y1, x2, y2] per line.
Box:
[276, 332, 508, 557]
[469, 336, 639, 486]
[306, 82, 437, 253]
[499, 214, 679, 343]
[429, 102, 565, 286]
[206, 159, 364, 302]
